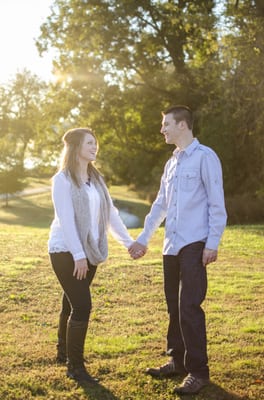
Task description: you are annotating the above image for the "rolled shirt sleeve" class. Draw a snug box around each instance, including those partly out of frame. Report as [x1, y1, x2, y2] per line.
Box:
[200, 150, 227, 249]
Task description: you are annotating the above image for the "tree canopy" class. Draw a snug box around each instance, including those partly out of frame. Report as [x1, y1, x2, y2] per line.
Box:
[0, 0, 263, 208]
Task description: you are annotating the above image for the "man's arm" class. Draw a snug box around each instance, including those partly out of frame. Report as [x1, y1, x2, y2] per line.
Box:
[202, 248, 217, 267]
[201, 150, 227, 250]
[128, 162, 170, 260]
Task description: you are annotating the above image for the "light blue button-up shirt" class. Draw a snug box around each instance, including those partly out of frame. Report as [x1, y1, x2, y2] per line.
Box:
[137, 138, 227, 255]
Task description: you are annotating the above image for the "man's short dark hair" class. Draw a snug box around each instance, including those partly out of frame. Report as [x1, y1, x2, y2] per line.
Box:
[162, 105, 194, 130]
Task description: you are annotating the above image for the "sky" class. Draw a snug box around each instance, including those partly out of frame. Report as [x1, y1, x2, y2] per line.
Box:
[0, 0, 55, 84]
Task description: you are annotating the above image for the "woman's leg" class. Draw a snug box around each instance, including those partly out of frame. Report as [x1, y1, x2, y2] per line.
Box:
[50, 252, 97, 322]
[56, 294, 71, 363]
[50, 252, 98, 382]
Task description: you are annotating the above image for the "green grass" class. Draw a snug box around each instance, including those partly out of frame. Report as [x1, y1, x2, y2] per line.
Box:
[0, 189, 263, 399]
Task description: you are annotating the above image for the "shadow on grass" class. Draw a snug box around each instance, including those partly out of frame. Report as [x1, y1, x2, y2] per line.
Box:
[79, 382, 120, 400]
[0, 193, 151, 229]
[175, 381, 251, 400]
[80, 380, 254, 400]
[0, 195, 53, 228]
[34, 358, 120, 399]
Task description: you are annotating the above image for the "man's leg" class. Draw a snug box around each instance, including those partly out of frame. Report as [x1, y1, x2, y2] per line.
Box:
[163, 255, 185, 369]
[174, 241, 209, 395]
[145, 255, 185, 377]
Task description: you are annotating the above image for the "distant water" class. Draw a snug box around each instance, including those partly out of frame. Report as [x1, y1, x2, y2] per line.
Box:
[118, 209, 141, 228]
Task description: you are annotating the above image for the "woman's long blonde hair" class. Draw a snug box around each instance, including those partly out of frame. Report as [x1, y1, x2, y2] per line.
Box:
[59, 127, 101, 187]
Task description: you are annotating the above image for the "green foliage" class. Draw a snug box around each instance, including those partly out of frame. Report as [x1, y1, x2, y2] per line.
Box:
[0, 166, 26, 202]
[199, 0, 264, 195]
[36, 0, 221, 190]
[0, 137, 27, 206]
[35, 0, 264, 198]
[0, 70, 50, 170]
[0, 1, 263, 200]
[225, 193, 264, 224]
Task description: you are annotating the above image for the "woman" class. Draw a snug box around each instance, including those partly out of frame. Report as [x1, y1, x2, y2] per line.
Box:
[48, 127, 135, 384]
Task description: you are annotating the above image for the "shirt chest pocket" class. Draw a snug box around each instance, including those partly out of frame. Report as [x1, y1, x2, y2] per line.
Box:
[180, 170, 199, 192]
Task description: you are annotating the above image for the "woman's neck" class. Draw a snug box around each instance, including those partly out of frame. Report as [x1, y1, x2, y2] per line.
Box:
[78, 162, 90, 183]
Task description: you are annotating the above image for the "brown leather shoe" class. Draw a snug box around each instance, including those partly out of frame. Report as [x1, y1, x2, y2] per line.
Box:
[173, 373, 209, 394]
[146, 358, 185, 378]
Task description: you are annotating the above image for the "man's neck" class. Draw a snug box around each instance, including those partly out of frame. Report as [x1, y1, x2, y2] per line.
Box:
[176, 132, 194, 151]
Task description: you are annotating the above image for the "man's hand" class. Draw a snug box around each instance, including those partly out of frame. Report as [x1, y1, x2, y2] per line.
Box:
[202, 248, 218, 267]
[73, 258, 89, 280]
[128, 242, 147, 259]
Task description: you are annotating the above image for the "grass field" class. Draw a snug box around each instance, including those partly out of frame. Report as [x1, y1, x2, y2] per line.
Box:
[0, 189, 263, 400]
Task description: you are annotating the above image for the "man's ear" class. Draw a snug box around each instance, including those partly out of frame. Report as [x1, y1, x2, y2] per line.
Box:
[179, 120, 186, 129]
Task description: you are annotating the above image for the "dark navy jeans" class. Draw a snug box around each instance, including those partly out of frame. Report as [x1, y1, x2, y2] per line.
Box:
[163, 241, 209, 379]
[50, 252, 97, 322]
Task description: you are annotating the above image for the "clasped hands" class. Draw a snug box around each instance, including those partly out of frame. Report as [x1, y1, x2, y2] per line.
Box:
[128, 241, 147, 260]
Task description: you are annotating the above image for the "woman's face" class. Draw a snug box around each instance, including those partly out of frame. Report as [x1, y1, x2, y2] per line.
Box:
[79, 133, 98, 163]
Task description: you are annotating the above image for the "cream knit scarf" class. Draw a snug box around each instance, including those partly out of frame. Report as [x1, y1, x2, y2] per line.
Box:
[69, 174, 111, 265]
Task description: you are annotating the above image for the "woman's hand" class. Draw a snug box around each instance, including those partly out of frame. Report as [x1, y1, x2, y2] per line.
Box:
[73, 258, 89, 280]
[128, 242, 147, 259]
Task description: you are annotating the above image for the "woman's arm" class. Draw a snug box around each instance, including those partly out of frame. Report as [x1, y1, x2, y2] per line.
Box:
[52, 172, 86, 261]
[108, 200, 134, 248]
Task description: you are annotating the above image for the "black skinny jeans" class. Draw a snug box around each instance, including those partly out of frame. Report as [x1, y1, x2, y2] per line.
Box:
[50, 252, 97, 322]
[163, 241, 209, 379]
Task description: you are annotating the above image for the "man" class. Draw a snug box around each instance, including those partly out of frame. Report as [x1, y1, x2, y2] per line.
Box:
[129, 105, 227, 395]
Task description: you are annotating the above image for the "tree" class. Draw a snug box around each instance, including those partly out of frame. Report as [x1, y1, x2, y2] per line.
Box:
[0, 70, 50, 202]
[36, 0, 220, 191]
[0, 70, 48, 166]
[36, 0, 264, 202]
[200, 0, 264, 196]
[0, 138, 26, 207]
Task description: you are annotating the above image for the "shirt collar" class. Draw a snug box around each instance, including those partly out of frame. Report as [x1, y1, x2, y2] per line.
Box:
[173, 137, 199, 157]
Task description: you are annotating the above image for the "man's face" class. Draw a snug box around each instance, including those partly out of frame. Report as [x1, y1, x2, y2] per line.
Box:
[160, 113, 181, 145]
